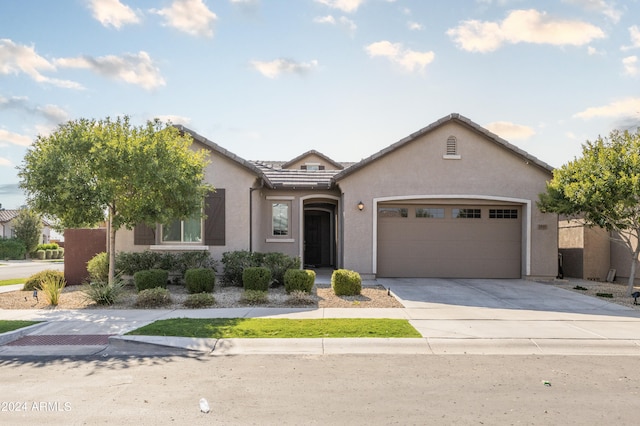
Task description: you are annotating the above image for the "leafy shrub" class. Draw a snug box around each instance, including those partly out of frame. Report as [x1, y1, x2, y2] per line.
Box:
[262, 252, 301, 287]
[331, 269, 362, 296]
[134, 287, 172, 308]
[87, 252, 109, 282]
[40, 273, 66, 306]
[23, 269, 65, 291]
[221, 250, 299, 287]
[221, 250, 255, 286]
[45, 249, 53, 259]
[284, 269, 315, 294]
[134, 269, 168, 291]
[285, 290, 315, 306]
[185, 268, 215, 294]
[82, 280, 126, 305]
[240, 289, 268, 305]
[0, 238, 26, 260]
[57, 248, 64, 259]
[34, 249, 45, 260]
[36, 243, 59, 251]
[242, 266, 271, 291]
[115, 250, 217, 279]
[183, 292, 216, 308]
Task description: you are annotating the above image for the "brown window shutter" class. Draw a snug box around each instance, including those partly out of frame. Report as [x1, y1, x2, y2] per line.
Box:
[205, 188, 225, 246]
[319, 165, 325, 170]
[134, 223, 156, 245]
[300, 165, 307, 170]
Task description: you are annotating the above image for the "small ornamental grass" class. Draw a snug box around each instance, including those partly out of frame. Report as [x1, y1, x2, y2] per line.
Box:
[40, 273, 66, 306]
[183, 292, 216, 308]
[135, 287, 172, 308]
[82, 280, 126, 306]
[240, 289, 269, 305]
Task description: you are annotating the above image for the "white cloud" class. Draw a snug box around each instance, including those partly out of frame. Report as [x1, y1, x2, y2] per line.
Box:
[314, 0, 364, 13]
[365, 41, 434, 72]
[0, 157, 12, 167]
[623, 55, 638, 76]
[88, 0, 140, 29]
[562, 0, 622, 23]
[152, 0, 217, 38]
[407, 21, 424, 31]
[447, 9, 605, 53]
[250, 58, 319, 79]
[484, 121, 536, 140]
[0, 129, 32, 147]
[0, 39, 83, 89]
[573, 97, 640, 119]
[0, 96, 69, 123]
[56, 51, 165, 90]
[314, 15, 356, 33]
[621, 26, 640, 51]
[154, 115, 192, 125]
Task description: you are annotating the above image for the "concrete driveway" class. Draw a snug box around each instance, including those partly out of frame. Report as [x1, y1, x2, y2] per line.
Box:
[377, 278, 640, 354]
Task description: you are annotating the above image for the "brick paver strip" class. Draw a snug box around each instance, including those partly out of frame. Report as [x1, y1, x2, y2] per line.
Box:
[6, 335, 112, 346]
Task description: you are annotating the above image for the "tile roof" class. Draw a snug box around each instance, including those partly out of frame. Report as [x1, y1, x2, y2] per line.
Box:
[0, 209, 50, 226]
[250, 161, 339, 189]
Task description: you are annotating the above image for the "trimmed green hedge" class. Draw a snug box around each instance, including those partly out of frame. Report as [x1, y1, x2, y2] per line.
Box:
[242, 267, 271, 291]
[185, 268, 215, 294]
[221, 250, 300, 287]
[331, 269, 362, 296]
[134, 269, 168, 292]
[284, 269, 315, 294]
[0, 238, 26, 260]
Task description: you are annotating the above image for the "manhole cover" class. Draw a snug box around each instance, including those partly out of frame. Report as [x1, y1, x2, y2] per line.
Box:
[6, 335, 112, 346]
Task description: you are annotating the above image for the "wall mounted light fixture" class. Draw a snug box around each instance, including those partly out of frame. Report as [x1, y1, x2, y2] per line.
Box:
[357, 201, 364, 211]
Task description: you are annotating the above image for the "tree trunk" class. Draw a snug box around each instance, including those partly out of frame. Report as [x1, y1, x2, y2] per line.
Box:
[627, 253, 639, 296]
[108, 207, 117, 286]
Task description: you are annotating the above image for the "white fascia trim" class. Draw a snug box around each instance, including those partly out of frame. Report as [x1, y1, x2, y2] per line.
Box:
[299, 194, 341, 263]
[266, 238, 295, 243]
[372, 195, 532, 276]
[150, 245, 210, 251]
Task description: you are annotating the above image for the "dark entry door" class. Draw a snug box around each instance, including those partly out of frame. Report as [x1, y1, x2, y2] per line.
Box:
[304, 211, 330, 267]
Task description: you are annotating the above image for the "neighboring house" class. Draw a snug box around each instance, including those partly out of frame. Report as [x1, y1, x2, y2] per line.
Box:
[116, 113, 559, 279]
[0, 209, 51, 243]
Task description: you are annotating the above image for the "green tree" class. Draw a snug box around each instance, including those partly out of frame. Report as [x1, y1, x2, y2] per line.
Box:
[538, 128, 640, 295]
[19, 116, 211, 284]
[12, 208, 42, 256]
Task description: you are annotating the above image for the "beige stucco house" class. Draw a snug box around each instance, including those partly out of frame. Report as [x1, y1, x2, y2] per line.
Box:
[0, 209, 51, 244]
[116, 113, 559, 280]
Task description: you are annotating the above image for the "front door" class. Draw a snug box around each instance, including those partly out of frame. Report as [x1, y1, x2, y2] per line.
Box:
[304, 210, 331, 267]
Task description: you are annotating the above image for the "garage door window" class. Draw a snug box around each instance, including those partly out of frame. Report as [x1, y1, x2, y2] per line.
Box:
[416, 208, 444, 218]
[452, 208, 481, 218]
[378, 207, 408, 218]
[489, 209, 518, 219]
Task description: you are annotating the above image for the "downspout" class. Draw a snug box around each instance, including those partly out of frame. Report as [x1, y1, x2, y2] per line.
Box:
[249, 179, 264, 252]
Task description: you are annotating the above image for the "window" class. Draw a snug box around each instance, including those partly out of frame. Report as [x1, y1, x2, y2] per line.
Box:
[301, 163, 324, 171]
[416, 208, 444, 218]
[453, 208, 481, 218]
[272, 202, 290, 236]
[378, 207, 408, 218]
[489, 209, 518, 219]
[162, 212, 202, 243]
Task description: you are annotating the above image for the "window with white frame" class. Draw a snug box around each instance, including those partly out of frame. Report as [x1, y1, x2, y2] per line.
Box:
[272, 202, 290, 236]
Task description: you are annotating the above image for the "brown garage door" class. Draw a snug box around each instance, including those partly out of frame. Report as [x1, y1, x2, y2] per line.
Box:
[377, 204, 521, 278]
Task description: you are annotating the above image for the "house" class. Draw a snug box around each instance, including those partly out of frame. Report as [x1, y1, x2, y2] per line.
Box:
[115, 113, 559, 280]
[0, 209, 51, 243]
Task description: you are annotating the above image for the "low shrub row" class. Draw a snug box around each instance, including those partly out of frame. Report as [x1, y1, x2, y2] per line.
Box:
[221, 251, 300, 287]
[115, 250, 218, 278]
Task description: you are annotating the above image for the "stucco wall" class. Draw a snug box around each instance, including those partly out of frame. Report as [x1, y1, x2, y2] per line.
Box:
[337, 120, 558, 278]
[610, 231, 640, 285]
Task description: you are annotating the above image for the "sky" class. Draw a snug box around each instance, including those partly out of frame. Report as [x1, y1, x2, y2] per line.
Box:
[1, 0, 640, 209]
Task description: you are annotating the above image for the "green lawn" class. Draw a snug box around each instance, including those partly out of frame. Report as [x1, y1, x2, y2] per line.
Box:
[127, 318, 421, 339]
[0, 278, 24, 286]
[0, 320, 40, 334]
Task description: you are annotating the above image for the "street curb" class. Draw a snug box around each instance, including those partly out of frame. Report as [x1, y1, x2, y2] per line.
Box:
[0, 321, 49, 345]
